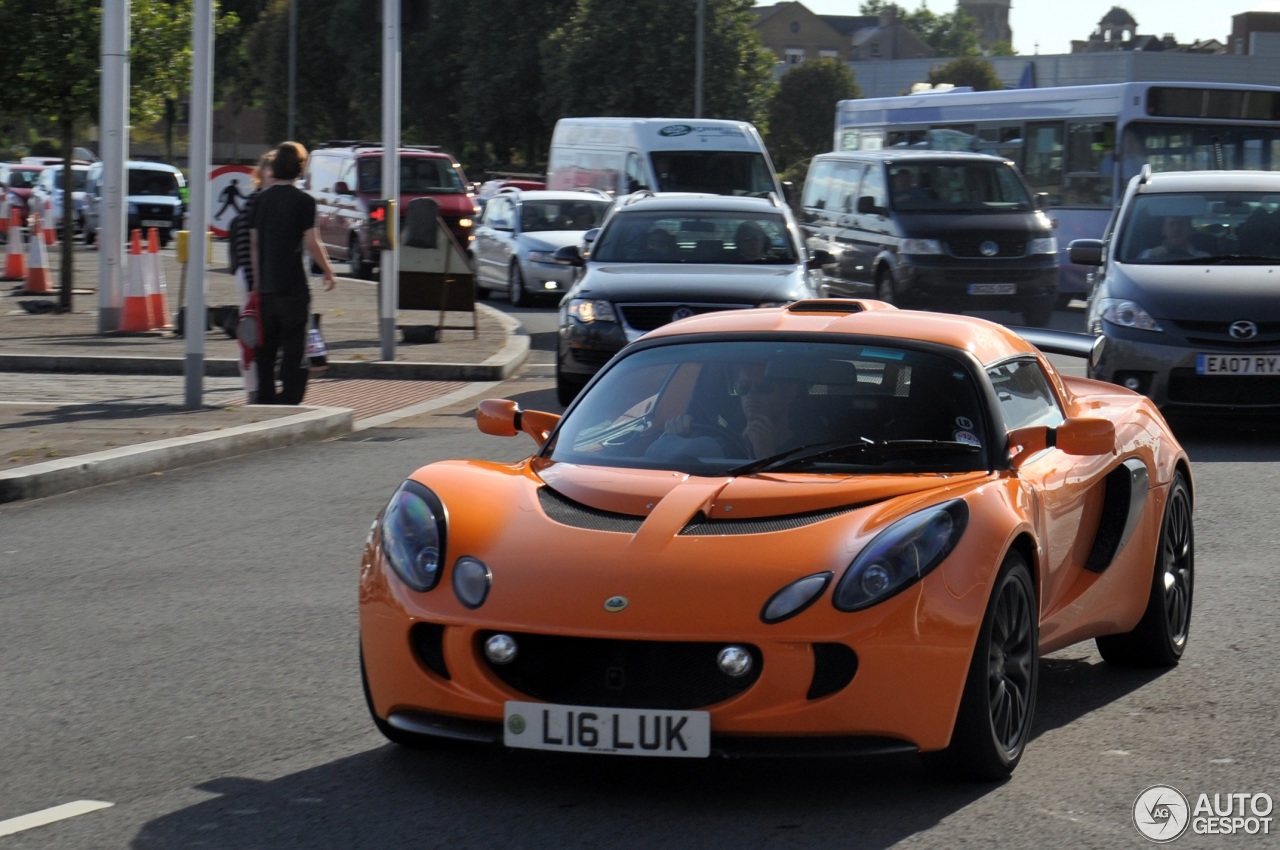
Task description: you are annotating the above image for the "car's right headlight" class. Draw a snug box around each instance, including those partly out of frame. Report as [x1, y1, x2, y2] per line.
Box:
[1097, 297, 1163, 332]
[834, 500, 968, 612]
[567, 298, 618, 324]
[380, 479, 446, 592]
[900, 238, 944, 255]
[1028, 236, 1058, 255]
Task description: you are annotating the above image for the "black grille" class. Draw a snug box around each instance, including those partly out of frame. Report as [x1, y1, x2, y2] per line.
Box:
[136, 202, 175, 220]
[1167, 319, 1280, 348]
[945, 236, 1027, 258]
[807, 643, 858, 700]
[538, 487, 645, 533]
[620, 303, 750, 332]
[1167, 369, 1280, 406]
[410, 622, 450, 679]
[680, 505, 863, 536]
[481, 632, 762, 709]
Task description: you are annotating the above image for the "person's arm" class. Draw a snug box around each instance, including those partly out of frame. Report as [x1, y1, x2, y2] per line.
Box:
[305, 227, 337, 291]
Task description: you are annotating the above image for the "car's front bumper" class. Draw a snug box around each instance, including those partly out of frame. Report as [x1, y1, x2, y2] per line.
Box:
[1092, 325, 1280, 412]
[895, 258, 1058, 311]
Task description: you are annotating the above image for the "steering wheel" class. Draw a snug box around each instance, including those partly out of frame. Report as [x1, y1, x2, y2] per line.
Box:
[681, 421, 753, 457]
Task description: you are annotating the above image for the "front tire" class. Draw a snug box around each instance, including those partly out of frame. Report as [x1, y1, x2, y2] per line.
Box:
[349, 235, 370, 279]
[876, 269, 896, 306]
[509, 262, 529, 307]
[924, 551, 1038, 781]
[555, 359, 587, 408]
[1096, 472, 1193, 667]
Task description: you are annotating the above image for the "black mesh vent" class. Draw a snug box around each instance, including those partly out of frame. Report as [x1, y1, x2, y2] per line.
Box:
[1167, 369, 1280, 406]
[1169, 319, 1280, 347]
[946, 236, 1028, 258]
[410, 622, 450, 679]
[481, 632, 762, 709]
[680, 505, 863, 536]
[807, 643, 858, 700]
[620, 303, 751, 332]
[537, 487, 646, 533]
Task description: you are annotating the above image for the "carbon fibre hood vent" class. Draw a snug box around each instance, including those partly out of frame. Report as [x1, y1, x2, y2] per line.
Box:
[679, 504, 864, 536]
[537, 487, 645, 533]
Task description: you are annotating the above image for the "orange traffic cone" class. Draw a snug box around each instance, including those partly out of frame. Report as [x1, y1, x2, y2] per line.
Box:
[145, 228, 171, 328]
[2, 209, 26, 281]
[22, 217, 51, 294]
[42, 207, 56, 246]
[118, 229, 153, 332]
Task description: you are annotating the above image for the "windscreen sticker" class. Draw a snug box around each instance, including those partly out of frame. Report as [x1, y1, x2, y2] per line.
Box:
[954, 430, 981, 447]
[955, 415, 974, 430]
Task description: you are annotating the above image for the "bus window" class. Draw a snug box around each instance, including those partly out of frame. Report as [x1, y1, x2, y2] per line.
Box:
[976, 126, 1024, 162]
[1024, 121, 1064, 204]
[1063, 121, 1116, 207]
[887, 129, 928, 148]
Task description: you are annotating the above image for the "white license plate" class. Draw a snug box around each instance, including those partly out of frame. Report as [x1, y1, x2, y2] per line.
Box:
[141, 219, 170, 228]
[1196, 353, 1280, 375]
[504, 700, 710, 758]
[967, 283, 1017, 295]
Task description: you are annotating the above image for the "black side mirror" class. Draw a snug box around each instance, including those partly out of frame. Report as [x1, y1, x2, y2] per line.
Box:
[334, 181, 354, 196]
[807, 248, 834, 268]
[856, 195, 881, 215]
[553, 244, 584, 266]
[1068, 239, 1104, 267]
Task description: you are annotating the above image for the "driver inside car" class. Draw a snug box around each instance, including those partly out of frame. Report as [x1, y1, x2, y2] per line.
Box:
[645, 362, 804, 461]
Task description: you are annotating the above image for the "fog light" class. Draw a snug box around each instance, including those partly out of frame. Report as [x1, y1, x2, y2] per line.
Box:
[717, 646, 753, 677]
[542, 280, 557, 290]
[1122, 376, 1142, 392]
[485, 633, 518, 665]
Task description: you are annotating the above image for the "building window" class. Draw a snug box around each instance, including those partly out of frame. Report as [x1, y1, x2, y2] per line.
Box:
[870, 41, 881, 59]
[819, 50, 838, 60]
[790, 21, 800, 33]
[785, 48, 804, 65]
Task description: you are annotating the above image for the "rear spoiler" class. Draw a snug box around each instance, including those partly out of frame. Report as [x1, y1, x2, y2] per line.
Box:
[1007, 326, 1105, 369]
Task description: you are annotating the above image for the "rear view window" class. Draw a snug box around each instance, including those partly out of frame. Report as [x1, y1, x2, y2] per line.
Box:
[358, 156, 466, 194]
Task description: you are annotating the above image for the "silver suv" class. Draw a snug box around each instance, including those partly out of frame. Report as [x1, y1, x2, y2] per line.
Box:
[1070, 167, 1280, 414]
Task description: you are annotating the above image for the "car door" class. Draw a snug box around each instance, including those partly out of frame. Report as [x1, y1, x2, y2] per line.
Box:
[473, 196, 513, 290]
[841, 162, 892, 296]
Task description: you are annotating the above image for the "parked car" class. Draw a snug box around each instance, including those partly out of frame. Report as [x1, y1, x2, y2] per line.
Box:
[1071, 167, 1280, 414]
[798, 149, 1059, 326]
[359, 298, 1193, 780]
[471, 188, 612, 306]
[83, 160, 187, 247]
[554, 192, 830, 404]
[28, 163, 90, 237]
[1, 162, 46, 228]
[303, 142, 478, 279]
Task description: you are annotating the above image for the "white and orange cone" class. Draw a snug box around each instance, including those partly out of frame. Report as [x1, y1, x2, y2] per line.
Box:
[144, 228, 171, 329]
[2, 209, 26, 281]
[22, 216, 51, 295]
[118, 229, 153, 332]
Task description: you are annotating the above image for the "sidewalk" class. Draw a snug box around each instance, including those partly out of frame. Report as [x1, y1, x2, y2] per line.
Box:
[0, 238, 528, 503]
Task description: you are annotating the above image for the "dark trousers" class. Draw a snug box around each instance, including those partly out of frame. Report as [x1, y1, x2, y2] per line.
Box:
[255, 293, 310, 405]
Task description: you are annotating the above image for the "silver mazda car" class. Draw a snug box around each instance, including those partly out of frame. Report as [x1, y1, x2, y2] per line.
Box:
[1070, 168, 1280, 415]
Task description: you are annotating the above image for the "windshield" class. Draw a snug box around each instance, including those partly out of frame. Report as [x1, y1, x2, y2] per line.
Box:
[648, 151, 776, 196]
[1115, 191, 1280, 264]
[590, 210, 797, 264]
[51, 169, 89, 192]
[128, 169, 181, 197]
[520, 199, 611, 232]
[546, 340, 988, 476]
[358, 155, 466, 194]
[889, 161, 1033, 212]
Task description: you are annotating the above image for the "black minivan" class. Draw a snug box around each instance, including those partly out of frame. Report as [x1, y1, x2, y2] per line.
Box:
[798, 150, 1059, 326]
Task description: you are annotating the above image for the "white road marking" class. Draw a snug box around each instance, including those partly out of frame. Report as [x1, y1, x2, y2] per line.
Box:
[0, 800, 114, 837]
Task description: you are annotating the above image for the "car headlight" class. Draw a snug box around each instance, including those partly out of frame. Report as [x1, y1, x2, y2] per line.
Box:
[834, 500, 968, 612]
[1028, 236, 1058, 255]
[380, 479, 446, 591]
[762, 572, 832, 623]
[900, 238, 943, 255]
[526, 250, 557, 264]
[458, 217, 473, 229]
[1097, 297, 1163, 332]
[567, 298, 618, 323]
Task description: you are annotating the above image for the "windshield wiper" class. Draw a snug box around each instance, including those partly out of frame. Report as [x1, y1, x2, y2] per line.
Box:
[725, 438, 981, 476]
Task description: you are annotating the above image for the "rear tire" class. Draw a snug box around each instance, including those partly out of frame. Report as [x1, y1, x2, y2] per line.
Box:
[1096, 472, 1193, 667]
[923, 551, 1038, 781]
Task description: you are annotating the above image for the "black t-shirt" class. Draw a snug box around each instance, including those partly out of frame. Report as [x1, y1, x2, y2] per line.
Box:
[250, 183, 316, 296]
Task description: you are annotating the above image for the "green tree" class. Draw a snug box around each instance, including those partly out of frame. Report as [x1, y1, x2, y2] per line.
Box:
[541, 0, 775, 124]
[764, 59, 859, 178]
[0, 0, 234, 311]
[926, 56, 1005, 91]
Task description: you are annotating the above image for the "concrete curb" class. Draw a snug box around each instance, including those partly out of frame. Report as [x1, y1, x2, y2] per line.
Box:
[0, 406, 354, 503]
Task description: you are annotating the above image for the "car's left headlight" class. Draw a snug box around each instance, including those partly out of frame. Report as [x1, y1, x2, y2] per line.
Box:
[1097, 297, 1163, 332]
[567, 298, 618, 324]
[380, 479, 447, 592]
[526, 250, 558, 264]
[834, 500, 968, 612]
[1028, 236, 1058, 255]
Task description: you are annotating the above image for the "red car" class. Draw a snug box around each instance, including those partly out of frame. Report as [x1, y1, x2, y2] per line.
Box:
[1, 162, 46, 228]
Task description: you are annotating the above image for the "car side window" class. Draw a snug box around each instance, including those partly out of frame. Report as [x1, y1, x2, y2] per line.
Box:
[987, 359, 1064, 431]
[859, 165, 887, 211]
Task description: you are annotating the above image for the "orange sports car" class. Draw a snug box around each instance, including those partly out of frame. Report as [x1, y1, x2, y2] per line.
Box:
[359, 299, 1194, 780]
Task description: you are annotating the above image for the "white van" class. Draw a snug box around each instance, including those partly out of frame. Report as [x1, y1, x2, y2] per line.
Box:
[547, 117, 785, 199]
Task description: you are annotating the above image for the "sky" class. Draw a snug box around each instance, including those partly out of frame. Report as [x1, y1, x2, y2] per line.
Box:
[787, 2, 1280, 56]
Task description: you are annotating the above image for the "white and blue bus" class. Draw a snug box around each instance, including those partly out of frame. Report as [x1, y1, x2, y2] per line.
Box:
[833, 82, 1280, 299]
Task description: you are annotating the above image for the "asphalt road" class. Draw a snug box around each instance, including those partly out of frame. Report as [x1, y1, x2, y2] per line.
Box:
[1, 307, 1278, 849]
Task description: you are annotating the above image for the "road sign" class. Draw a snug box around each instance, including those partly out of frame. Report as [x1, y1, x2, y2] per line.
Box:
[208, 164, 255, 239]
